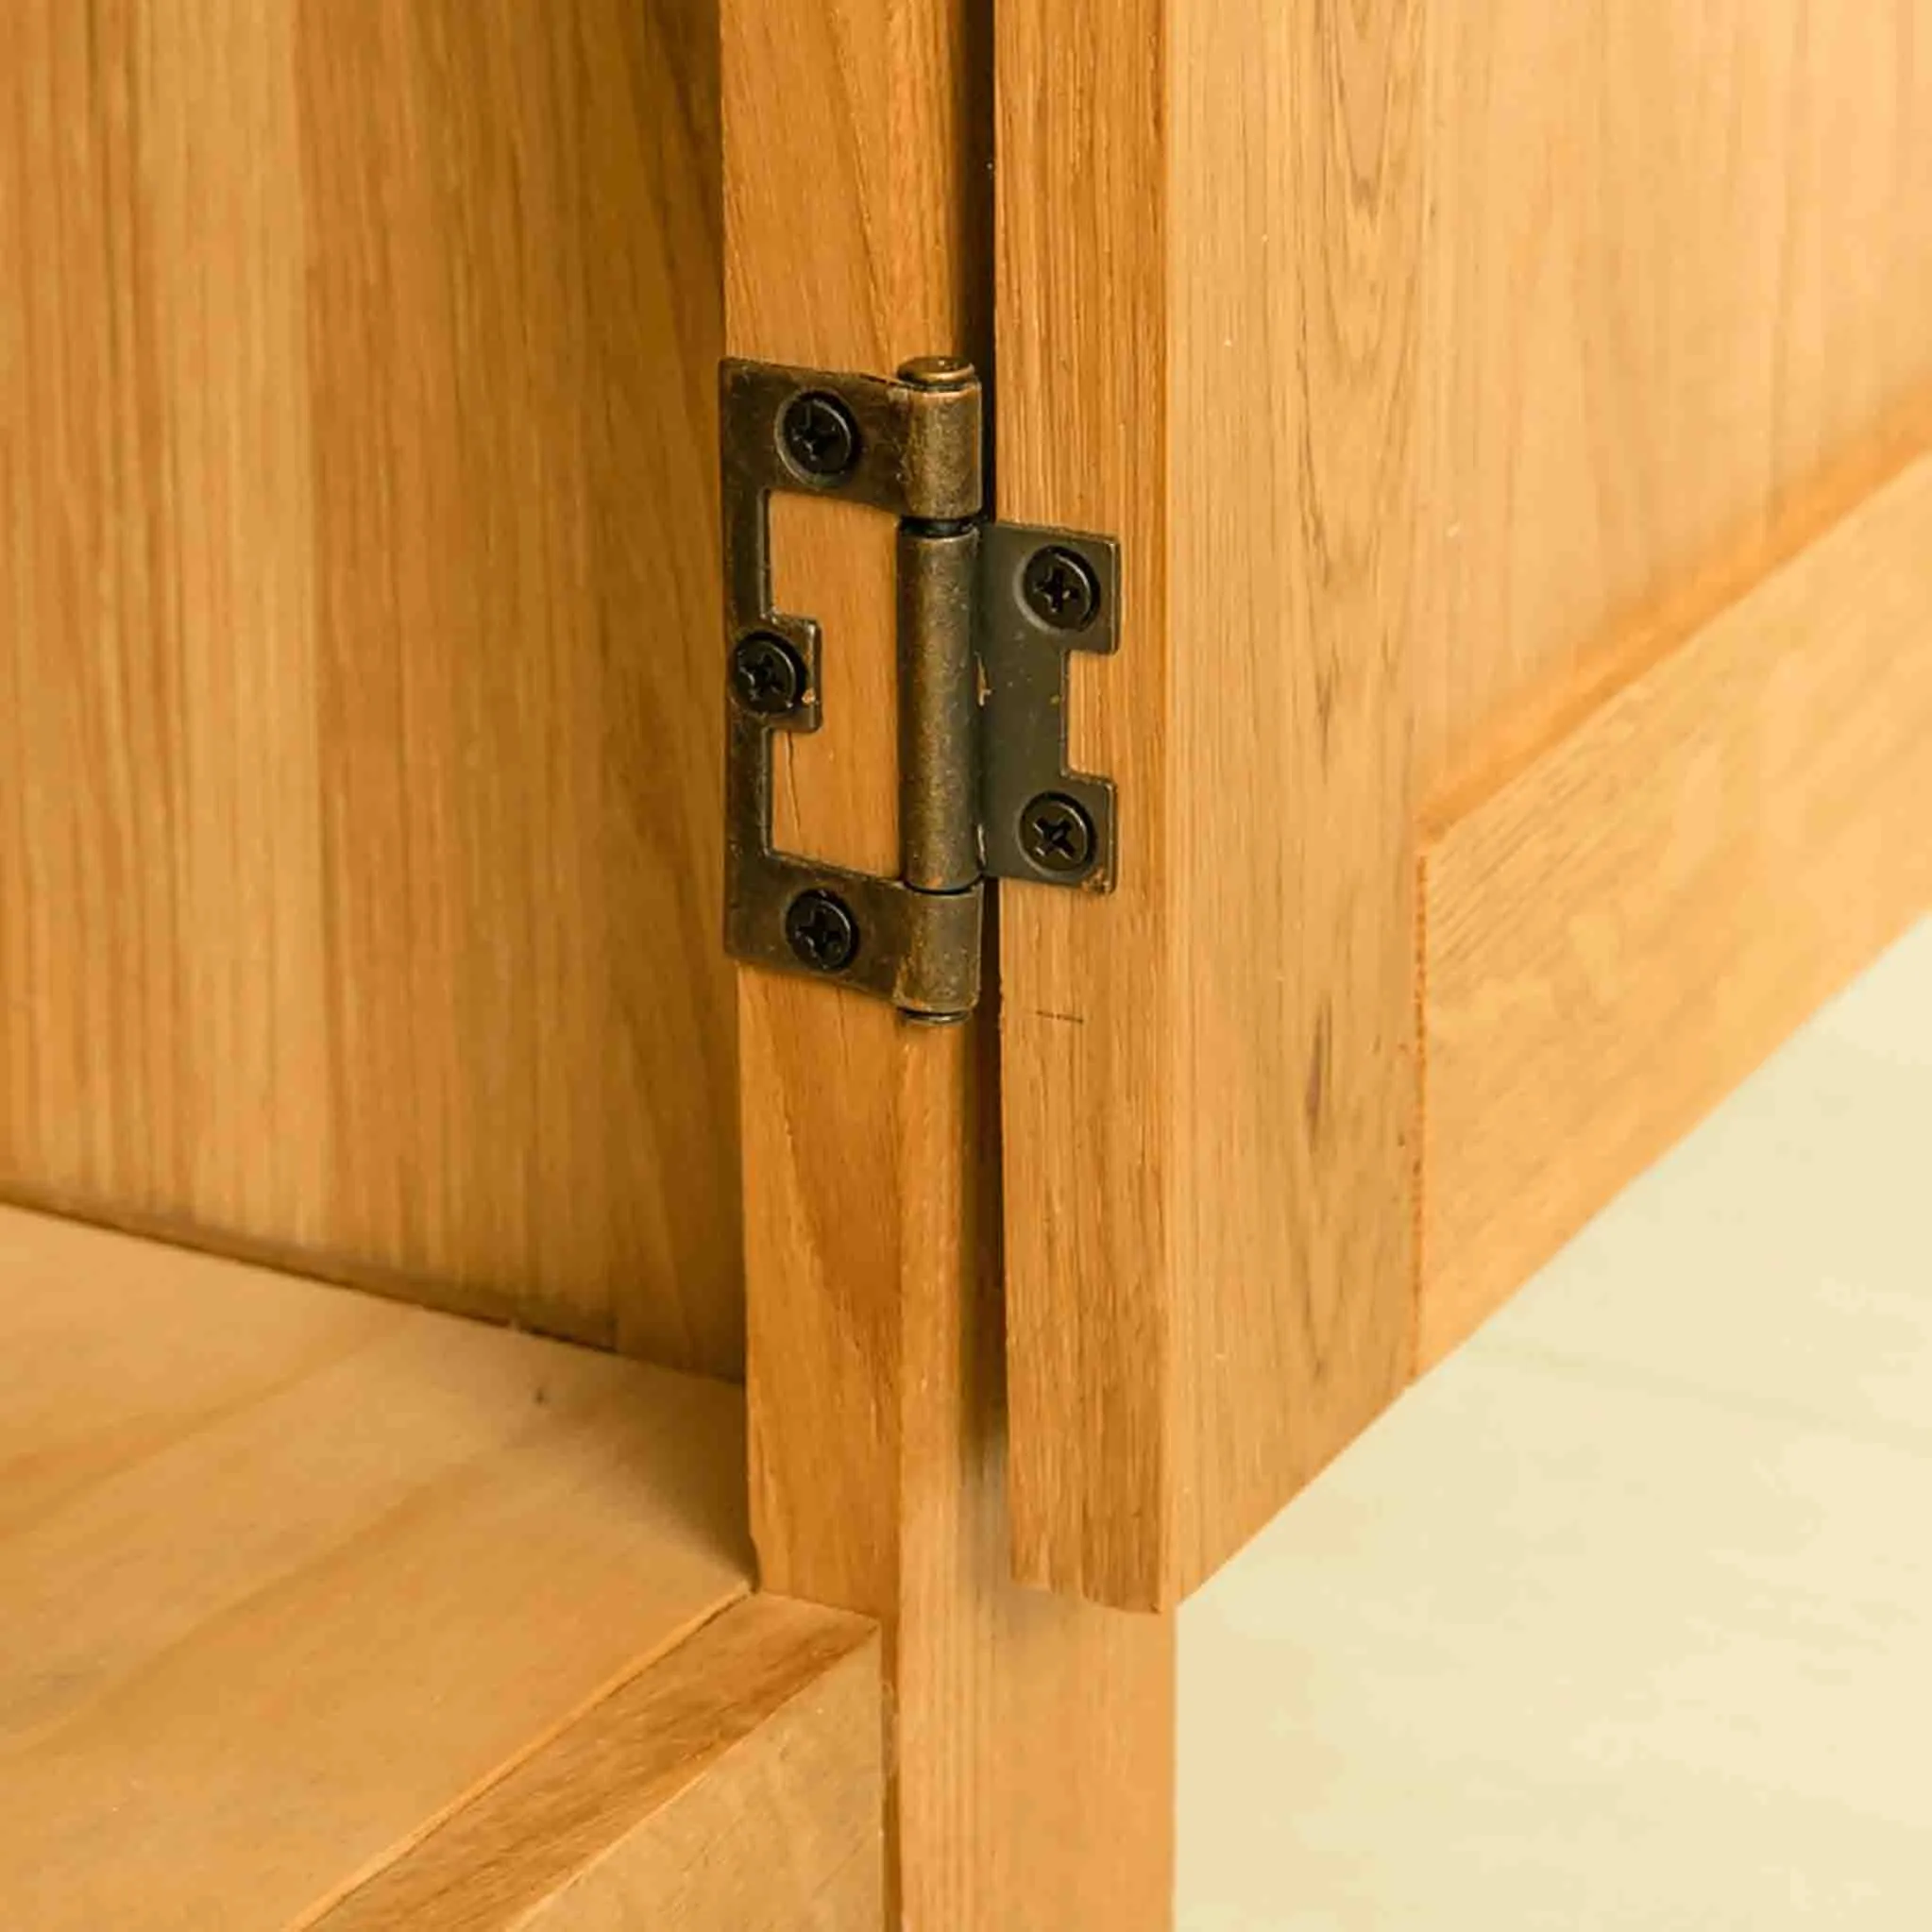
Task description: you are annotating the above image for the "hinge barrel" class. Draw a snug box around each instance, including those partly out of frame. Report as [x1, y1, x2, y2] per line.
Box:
[899, 523, 981, 894]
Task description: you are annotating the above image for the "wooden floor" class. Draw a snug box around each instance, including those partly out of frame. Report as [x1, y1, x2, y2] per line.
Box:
[0, 1209, 771, 1928]
[1181, 916, 1932, 1928]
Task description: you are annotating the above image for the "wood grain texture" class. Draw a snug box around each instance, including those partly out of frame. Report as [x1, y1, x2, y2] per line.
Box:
[1419, 450, 1932, 1367]
[1416, 1, 1932, 790]
[315, 1597, 882, 1932]
[721, 1, 1177, 1924]
[995, 0, 1425, 1606]
[0, 0, 739, 1372]
[0, 1204, 753, 1930]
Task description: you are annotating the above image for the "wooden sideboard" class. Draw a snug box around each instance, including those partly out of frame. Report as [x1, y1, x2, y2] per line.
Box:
[4, 4, 1928, 1924]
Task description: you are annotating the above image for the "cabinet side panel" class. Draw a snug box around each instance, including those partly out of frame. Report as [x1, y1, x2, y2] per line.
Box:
[1417, 0, 1932, 790]
[1421, 452, 1932, 1364]
[0, 0, 741, 1372]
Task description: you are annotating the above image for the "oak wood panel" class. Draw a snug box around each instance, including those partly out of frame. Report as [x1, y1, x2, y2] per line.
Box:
[995, 0, 1425, 1606]
[0, 1205, 753, 1930]
[1417, 1, 1932, 790]
[721, 1, 1177, 1924]
[315, 1597, 882, 1932]
[1420, 450, 1932, 1366]
[0, 0, 739, 1372]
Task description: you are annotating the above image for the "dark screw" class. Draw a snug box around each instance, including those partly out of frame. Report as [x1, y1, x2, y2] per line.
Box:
[1019, 793, 1097, 876]
[1021, 546, 1101, 631]
[781, 391, 860, 481]
[785, 890, 860, 973]
[731, 633, 806, 716]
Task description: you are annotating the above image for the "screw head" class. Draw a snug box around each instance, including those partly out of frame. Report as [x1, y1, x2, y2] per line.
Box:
[781, 391, 860, 481]
[785, 890, 860, 973]
[1021, 546, 1101, 631]
[731, 633, 806, 716]
[1019, 793, 1097, 876]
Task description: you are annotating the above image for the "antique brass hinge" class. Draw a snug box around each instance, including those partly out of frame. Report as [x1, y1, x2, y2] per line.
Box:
[720, 356, 1119, 1022]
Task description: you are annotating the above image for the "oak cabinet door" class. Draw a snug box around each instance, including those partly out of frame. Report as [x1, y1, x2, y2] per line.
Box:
[994, 0, 1932, 1611]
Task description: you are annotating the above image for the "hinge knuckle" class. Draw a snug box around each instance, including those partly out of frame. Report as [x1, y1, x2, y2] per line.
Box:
[893, 358, 983, 522]
[899, 523, 980, 894]
[720, 355, 1120, 1020]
